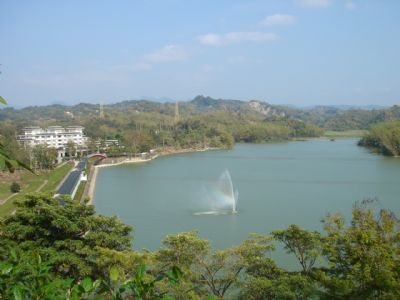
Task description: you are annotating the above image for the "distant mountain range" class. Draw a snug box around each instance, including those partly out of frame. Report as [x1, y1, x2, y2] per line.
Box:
[1, 95, 399, 131]
[298, 104, 388, 110]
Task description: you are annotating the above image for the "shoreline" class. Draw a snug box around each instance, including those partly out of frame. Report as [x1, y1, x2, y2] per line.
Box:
[86, 147, 220, 205]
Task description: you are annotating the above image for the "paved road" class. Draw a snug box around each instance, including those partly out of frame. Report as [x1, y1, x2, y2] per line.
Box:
[56, 158, 87, 196]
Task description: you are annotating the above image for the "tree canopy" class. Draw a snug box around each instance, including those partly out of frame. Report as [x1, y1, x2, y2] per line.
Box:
[1, 194, 399, 299]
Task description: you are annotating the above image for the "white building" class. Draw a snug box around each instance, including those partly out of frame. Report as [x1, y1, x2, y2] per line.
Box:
[18, 126, 87, 162]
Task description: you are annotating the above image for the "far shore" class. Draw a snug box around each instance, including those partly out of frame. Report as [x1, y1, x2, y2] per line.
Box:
[85, 146, 221, 204]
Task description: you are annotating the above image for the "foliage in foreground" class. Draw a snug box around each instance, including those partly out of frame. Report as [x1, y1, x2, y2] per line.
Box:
[0, 98, 33, 173]
[0, 194, 399, 299]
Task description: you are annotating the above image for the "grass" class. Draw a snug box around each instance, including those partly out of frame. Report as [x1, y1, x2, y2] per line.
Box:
[0, 184, 12, 200]
[73, 181, 86, 203]
[71, 157, 97, 203]
[41, 163, 74, 192]
[0, 170, 40, 200]
[324, 130, 367, 138]
[0, 163, 73, 217]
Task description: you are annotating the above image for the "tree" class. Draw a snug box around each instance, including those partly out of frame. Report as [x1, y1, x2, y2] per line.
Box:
[32, 144, 57, 170]
[0, 248, 181, 299]
[87, 138, 99, 154]
[272, 224, 322, 275]
[198, 234, 273, 299]
[0, 98, 33, 173]
[10, 182, 20, 193]
[359, 120, 400, 156]
[239, 233, 317, 300]
[240, 271, 315, 300]
[317, 199, 400, 299]
[0, 193, 133, 279]
[156, 232, 274, 299]
[66, 140, 77, 158]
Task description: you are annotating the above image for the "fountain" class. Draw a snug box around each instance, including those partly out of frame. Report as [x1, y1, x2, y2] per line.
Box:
[194, 170, 238, 215]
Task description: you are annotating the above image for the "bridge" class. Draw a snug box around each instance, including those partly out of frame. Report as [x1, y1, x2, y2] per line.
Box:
[87, 153, 107, 159]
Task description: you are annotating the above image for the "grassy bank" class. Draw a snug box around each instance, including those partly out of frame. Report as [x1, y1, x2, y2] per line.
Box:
[324, 130, 367, 138]
[0, 163, 73, 217]
[73, 181, 86, 202]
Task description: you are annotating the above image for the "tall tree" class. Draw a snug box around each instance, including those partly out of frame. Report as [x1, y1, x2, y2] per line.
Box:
[272, 224, 322, 275]
[66, 140, 77, 158]
[32, 144, 57, 170]
[0, 193, 133, 279]
[317, 199, 400, 299]
[0, 98, 33, 173]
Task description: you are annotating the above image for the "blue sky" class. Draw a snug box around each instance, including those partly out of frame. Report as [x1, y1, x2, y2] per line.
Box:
[1, 0, 399, 107]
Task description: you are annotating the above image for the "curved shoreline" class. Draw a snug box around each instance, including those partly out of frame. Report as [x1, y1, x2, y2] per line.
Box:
[86, 147, 219, 205]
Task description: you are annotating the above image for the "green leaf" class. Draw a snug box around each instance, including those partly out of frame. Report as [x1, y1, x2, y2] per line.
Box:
[0, 262, 13, 275]
[110, 266, 120, 282]
[0, 96, 6, 105]
[136, 264, 145, 280]
[171, 266, 183, 280]
[81, 277, 93, 292]
[92, 278, 102, 290]
[10, 248, 18, 260]
[13, 285, 24, 300]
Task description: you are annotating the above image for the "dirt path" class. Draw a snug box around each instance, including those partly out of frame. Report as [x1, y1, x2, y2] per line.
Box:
[0, 193, 17, 205]
[35, 179, 48, 192]
[0, 178, 48, 206]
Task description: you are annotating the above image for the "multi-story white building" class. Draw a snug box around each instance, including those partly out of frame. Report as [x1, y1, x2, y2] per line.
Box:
[18, 126, 87, 162]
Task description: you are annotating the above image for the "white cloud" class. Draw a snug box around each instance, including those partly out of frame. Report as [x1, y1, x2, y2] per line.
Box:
[198, 31, 277, 46]
[298, 0, 332, 7]
[144, 44, 188, 63]
[345, 1, 356, 10]
[260, 14, 296, 26]
[225, 31, 277, 43]
[197, 33, 222, 46]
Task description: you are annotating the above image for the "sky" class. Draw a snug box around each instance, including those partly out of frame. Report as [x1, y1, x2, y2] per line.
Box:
[0, 0, 399, 108]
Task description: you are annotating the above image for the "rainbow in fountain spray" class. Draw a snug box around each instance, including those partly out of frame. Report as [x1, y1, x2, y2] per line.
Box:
[194, 170, 238, 215]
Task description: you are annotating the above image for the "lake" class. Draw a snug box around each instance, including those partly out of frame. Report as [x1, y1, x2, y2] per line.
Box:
[94, 138, 400, 266]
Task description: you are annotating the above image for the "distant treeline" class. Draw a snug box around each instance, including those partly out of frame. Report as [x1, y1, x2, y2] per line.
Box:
[2, 95, 400, 166]
[0, 97, 325, 165]
[1, 95, 400, 131]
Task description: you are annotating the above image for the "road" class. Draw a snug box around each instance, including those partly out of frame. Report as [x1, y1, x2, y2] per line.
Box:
[56, 158, 87, 196]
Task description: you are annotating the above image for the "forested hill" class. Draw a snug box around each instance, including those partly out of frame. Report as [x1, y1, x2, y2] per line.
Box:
[0, 95, 287, 122]
[0, 95, 399, 130]
[289, 105, 400, 131]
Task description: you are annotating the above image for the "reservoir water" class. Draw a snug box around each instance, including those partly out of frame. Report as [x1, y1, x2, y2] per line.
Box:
[94, 139, 400, 261]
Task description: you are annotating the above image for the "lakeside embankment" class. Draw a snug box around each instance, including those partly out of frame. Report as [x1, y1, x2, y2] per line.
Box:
[85, 147, 218, 204]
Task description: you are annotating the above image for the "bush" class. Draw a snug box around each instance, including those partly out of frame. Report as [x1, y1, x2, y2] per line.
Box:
[10, 181, 20, 193]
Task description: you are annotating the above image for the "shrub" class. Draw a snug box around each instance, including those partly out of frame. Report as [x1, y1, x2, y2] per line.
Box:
[10, 181, 21, 193]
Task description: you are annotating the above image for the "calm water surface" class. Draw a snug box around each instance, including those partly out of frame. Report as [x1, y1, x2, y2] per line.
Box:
[94, 139, 400, 266]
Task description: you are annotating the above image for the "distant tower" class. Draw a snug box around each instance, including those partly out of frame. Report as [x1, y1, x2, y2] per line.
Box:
[99, 102, 104, 118]
[174, 101, 180, 123]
